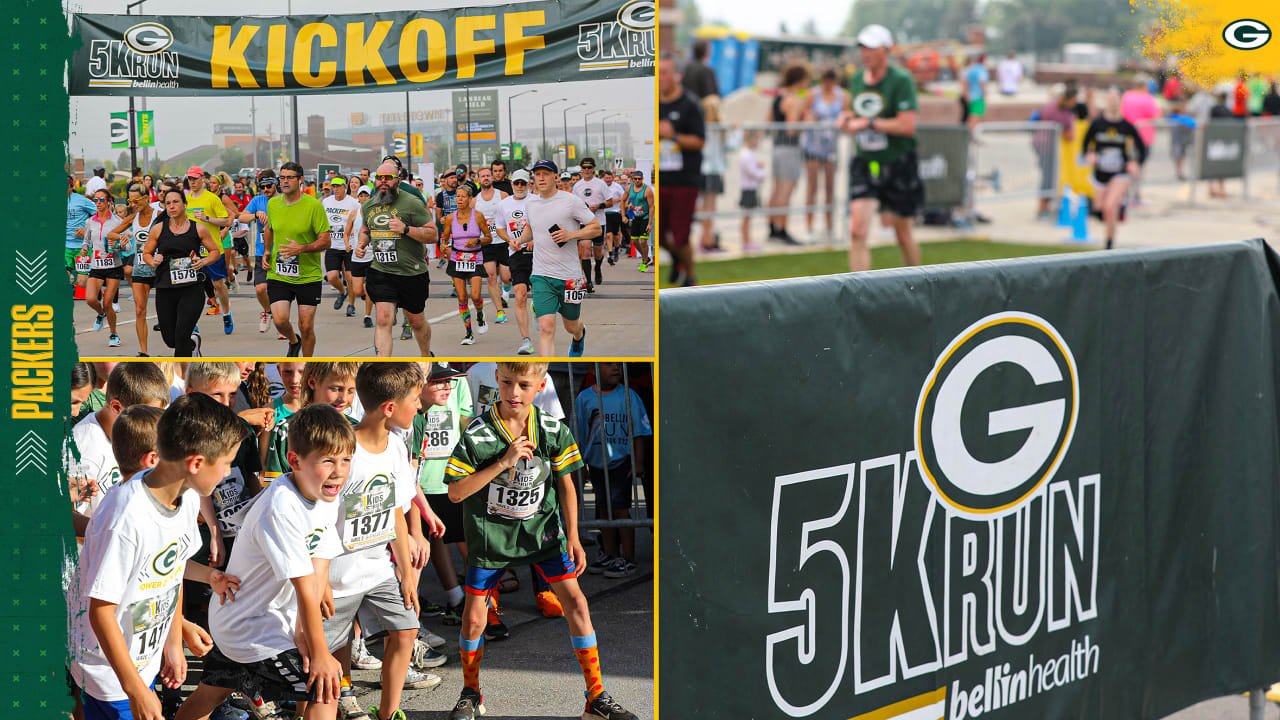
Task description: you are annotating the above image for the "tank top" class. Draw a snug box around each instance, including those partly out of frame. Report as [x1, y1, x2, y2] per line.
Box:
[803, 87, 845, 159]
[84, 214, 123, 270]
[129, 208, 160, 278]
[473, 189, 503, 243]
[627, 184, 649, 219]
[152, 218, 204, 289]
[450, 208, 483, 253]
[772, 94, 800, 146]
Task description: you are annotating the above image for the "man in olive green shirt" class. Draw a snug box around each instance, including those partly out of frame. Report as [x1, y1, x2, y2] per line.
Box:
[356, 160, 438, 357]
[838, 24, 924, 273]
[263, 161, 331, 357]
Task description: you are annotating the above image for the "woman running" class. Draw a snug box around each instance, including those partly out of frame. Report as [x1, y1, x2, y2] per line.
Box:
[1082, 88, 1147, 249]
[442, 180, 491, 345]
[141, 188, 221, 356]
[110, 184, 161, 356]
[81, 189, 125, 348]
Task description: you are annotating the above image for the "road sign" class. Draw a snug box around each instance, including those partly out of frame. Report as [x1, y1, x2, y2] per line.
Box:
[613, 157, 624, 170]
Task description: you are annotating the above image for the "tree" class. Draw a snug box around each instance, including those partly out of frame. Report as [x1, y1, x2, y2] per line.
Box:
[675, 0, 701, 54]
[116, 151, 130, 172]
[219, 148, 248, 175]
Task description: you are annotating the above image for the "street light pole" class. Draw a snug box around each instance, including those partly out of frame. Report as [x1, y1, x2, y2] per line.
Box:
[126, 0, 145, 174]
[562, 102, 586, 167]
[540, 98, 567, 162]
[288, 0, 299, 166]
[584, 109, 606, 160]
[508, 89, 537, 162]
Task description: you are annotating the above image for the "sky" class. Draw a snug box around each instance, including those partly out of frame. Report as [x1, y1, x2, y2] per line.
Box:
[692, 0, 848, 37]
[64, 0, 655, 162]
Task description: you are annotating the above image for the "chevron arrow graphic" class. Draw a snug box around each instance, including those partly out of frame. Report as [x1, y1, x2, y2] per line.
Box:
[16, 430, 47, 475]
[15, 250, 48, 296]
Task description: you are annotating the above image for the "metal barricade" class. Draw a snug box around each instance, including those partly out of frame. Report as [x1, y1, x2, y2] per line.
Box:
[970, 121, 1062, 204]
[1247, 116, 1280, 193]
[561, 362, 653, 530]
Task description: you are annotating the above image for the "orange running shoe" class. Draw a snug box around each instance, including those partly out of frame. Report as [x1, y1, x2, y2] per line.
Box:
[536, 590, 564, 618]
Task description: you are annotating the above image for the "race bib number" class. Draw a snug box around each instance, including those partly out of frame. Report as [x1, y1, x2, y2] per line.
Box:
[374, 239, 398, 264]
[486, 457, 546, 520]
[92, 251, 119, 270]
[419, 410, 455, 460]
[275, 247, 300, 278]
[169, 257, 198, 285]
[212, 469, 251, 536]
[342, 474, 397, 551]
[74, 256, 91, 274]
[128, 586, 179, 667]
[476, 385, 498, 416]
[856, 129, 889, 152]
[563, 277, 587, 304]
[1098, 147, 1124, 174]
[454, 252, 478, 273]
[329, 214, 346, 241]
[658, 139, 683, 171]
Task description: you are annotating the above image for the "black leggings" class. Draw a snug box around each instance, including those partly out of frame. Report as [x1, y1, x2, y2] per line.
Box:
[155, 284, 204, 356]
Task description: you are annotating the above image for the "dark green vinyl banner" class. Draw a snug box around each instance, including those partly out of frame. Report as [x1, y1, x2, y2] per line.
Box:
[658, 240, 1280, 720]
[1198, 120, 1247, 180]
[69, 0, 654, 97]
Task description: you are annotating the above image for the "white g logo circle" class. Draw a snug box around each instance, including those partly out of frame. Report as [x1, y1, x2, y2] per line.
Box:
[124, 22, 174, 55]
[617, 0, 655, 32]
[1224, 19, 1271, 50]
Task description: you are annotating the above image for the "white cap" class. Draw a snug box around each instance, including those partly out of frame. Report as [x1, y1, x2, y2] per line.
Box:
[856, 24, 893, 49]
[510, 169, 531, 182]
[357, 184, 372, 195]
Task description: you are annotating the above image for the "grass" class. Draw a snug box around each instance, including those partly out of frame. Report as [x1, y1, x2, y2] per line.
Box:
[660, 239, 1089, 288]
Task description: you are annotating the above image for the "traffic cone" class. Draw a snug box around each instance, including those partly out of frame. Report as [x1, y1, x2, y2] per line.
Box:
[629, 242, 637, 257]
[1056, 189, 1074, 228]
[1070, 196, 1091, 242]
[74, 284, 86, 300]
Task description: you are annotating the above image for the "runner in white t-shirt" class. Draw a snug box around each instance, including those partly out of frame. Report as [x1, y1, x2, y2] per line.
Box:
[602, 169, 628, 264]
[323, 178, 361, 316]
[474, 167, 511, 326]
[571, 158, 610, 292]
[494, 169, 535, 354]
[347, 184, 375, 328]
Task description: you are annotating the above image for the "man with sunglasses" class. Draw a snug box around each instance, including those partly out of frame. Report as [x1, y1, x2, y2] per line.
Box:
[262, 161, 332, 356]
[185, 166, 236, 334]
[494, 169, 537, 354]
[572, 157, 610, 292]
[355, 160, 436, 356]
[238, 170, 279, 333]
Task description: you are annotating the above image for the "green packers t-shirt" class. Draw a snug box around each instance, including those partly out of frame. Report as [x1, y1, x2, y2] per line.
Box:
[848, 63, 919, 163]
[412, 377, 473, 495]
[266, 193, 329, 284]
[445, 406, 583, 568]
[361, 191, 432, 276]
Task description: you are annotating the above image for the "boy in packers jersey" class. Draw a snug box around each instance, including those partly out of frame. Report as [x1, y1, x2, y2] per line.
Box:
[263, 362, 360, 482]
[443, 362, 637, 720]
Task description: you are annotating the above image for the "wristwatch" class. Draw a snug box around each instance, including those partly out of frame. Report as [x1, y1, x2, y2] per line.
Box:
[868, 117, 876, 132]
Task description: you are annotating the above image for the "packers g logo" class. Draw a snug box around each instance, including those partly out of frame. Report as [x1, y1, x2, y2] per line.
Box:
[617, 0, 656, 32]
[852, 91, 884, 118]
[914, 312, 1078, 517]
[370, 213, 391, 230]
[124, 22, 174, 55]
[1224, 19, 1271, 50]
[306, 528, 323, 554]
[152, 542, 180, 576]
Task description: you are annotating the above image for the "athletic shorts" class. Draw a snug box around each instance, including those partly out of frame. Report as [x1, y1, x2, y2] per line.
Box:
[772, 144, 803, 182]
[740, 189, 759, 209]
[481, 242, 509, 266]
[200, 645, 320, 703]
[969, 98, 986, 116]
[131, 273, 155, 286]
[322, 577, 419, 652]
[324, 248, 349, 274]
[605, 213, 622, 234]
[629, 217, 650, 239]
[531, 275, 583, 321]
[848, 151, 925, 218]
[80, 692, 133, 720]
[65, 247, 82, 272]
[233, 236, 248, 256]
[253, 263, 268, 286]
[87, 266, 124, 281]
[507, 252, 533, 288]
[588, 463, 634, 511]
[590, 232, 605, 247]
[447, 256, 489, 280]
[702, 173, 724, 195]
[267, 279, 322, 307]
[365, 268, 429, 315]
[349, 260, 370, 278]
[204, 256, 228, 282]
[120, 254, 134, 267]
[464, 552, 577, 594]
[425, 492, 465, 544]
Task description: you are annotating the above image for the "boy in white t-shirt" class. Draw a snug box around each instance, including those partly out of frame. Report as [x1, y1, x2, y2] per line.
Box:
[175, 404, 350, 720]
[68, 393, 248, 720]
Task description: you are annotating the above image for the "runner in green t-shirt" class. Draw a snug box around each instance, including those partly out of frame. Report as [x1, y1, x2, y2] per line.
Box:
[354, 160, 437, 357]
[839, 24, 924, 273]
[263, 162, 331, 357]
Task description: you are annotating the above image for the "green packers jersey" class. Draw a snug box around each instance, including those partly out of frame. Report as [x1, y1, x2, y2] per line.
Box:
[445, 405, 583, 568]
[848, 63, 919, 163]
[263, 410, 358, 482]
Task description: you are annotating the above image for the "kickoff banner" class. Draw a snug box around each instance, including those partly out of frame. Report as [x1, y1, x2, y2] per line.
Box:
[658, 240, 1280, 720]
[69, 0, 654, 96]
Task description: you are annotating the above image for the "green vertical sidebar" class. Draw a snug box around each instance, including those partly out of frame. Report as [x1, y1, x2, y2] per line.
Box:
[0, 0, 78, 717]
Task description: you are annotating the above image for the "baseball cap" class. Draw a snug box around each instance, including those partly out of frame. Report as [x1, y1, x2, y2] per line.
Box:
[186, 165, 205, 178]
[510, 169, 531, 183]
[580, 157, 596, 168]
[427, 361, 467, 381]
[560, 172, 572, 181]
[856, 24, 893, 49]
[357, 185, 371, 195]
[531, 159, 558, 175]
[330, 177, 345, 186]
[93, 165, 105, 172]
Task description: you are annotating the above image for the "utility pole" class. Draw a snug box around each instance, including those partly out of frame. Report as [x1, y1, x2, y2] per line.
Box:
[288, 0, 299, 166]
[126, 0, 145, 174]
[508, 89, 537, 161]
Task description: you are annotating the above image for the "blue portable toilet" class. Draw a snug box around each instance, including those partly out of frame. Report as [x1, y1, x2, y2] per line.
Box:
[711, 36, 740, 96]
[738, 36, 760, 90]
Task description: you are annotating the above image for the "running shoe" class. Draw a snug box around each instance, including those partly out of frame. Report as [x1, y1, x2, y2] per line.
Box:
[351, 636, 382, 670]
[205, 302, 221, 315]
[517, 337, 533, 355]
[587, 552, 616, 575]
[485, 595, 509, 641]
[418, 627, 447, 649]
[211, 700, 249, 720]
[536, 590, 564, 618]
[402, 667, 442, 690]
[667, 265, 680, 284]
[607, 252, 617, 265]
[153, 322, 161, 331]
[603, 558, 638, 579]
[223, 315, 234, 334]
[437, 257, 447, 269]
[336, 689, 370, 720]
[135, 352, 149, 358]
[594, 267, 603, 285]
[440, 600, 464, 625]
[495, 310, 507, 323]
[582, 691, 637, 720]
[227, 275, 238, 292]
[419, 602, 445, 618]
[333, 293, 345, 310]
[234, 695, 278, 720]
[585, 282, 595, 295]
[502, 283, 511, 300]
[107, 333, 121, 348]
[568, 328, 586, 358]
[447, 687, 484, 720]
[287, 338, 302, 357]
[346, 304, 356, 317]
[412, 639, 448, 668]
[93, 314, 105, 331]
[637, 261, 648, 273]
[460, 333, 475, 346]
[112, 302, 120, 313]
[400, 322, 413, 341]
[363, 315, 373, 328]
[475, 318, 488, 335]
[258, 311, 269, 333]
[190, 332, 202, 357]
[367, 709, 406, 720]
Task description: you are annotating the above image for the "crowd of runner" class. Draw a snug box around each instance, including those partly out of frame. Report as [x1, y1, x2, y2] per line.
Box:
[68, 157, 653, 357]
[65, 359, 652, 720]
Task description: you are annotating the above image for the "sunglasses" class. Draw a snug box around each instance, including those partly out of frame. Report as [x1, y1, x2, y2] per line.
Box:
[512, 180, 528, 185]
[278, 174, 300, 180]
[258, 179, 277, 188]
[93, 197, 110, 203]
[374, 174, 397, 181]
